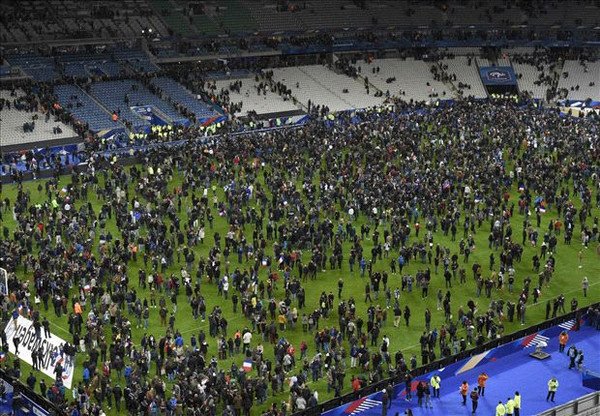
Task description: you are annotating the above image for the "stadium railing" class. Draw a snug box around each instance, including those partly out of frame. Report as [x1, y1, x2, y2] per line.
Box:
[291, 302, 600, 416]
[0, 368, 66, 416]
[0, 122, 305, 183]
[537, 391, 600, 416]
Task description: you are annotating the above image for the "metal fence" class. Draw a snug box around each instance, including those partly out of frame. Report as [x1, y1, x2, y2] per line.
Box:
[536, 391, 600, 416]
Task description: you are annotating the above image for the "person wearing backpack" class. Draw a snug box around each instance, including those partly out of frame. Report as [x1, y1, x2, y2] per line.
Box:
[470, 388, 479, 413]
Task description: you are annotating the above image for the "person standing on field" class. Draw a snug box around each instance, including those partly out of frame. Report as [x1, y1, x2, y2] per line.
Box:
[430, 374, 441, 398]
[558, 331, 569, 353]
[470, 388, 479, 413]
[423, 382, 433, 408]
[393, 304, 402, 327]
[496, 401, 506, 416]
[460, 381, 469, 405]
[505, 397, 515, 416]
[513, 391, 521, 416]
[546, 377, 559, 402]
[567, 345, 578, 369]
[381, 389, 389, 416]
[477, 372, 488, 396]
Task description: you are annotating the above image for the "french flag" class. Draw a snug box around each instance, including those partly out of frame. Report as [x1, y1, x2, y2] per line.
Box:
[243, 359, 253, 372]
[0, 352, 6, 362]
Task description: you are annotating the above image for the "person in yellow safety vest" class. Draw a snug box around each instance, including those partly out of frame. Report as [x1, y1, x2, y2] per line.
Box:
[546, 377, 558, 402]
[505, 397, 515, 416]
[514, 391, 521, 416]
[495, 401, 506, 416]
[430, 374, 441, 398]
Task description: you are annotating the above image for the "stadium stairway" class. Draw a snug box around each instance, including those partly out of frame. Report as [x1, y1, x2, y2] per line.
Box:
[213, 76, 302, 116]
[558, 60, 600, 101]
[432, 61, 461, 98]
[112, 50, 160, 75]
[150, 77, 218, 122]
[444, 56, 488, 98]
[151, 0, 198, 36]
[343, 60, 385, 102]
[54, 84, 127, 133]
[212, 0, 258, 33]
[360, 58, 452, 103]
[550, 60, 565, 99]
[297, 66, 357, 110]
[89, 80, 189, 130]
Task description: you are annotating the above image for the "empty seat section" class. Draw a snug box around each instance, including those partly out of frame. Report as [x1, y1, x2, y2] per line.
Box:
[54, 84, 115, 131]
[151, 77, 218, 120]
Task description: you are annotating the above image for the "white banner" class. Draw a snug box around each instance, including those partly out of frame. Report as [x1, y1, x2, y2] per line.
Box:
[0, 268, 7, 295]
[3, 315, 74, 389]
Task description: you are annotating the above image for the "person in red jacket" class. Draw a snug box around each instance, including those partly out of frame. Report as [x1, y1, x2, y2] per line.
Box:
[477, 372, 489, 396]
[558, 331, 569, 353]
[460, 381, 469, 405]
[351, 376, 361, 392]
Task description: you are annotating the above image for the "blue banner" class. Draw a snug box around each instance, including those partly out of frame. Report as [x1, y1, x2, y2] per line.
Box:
[479, 66, 517, 85]
[131, 105, 168, 126]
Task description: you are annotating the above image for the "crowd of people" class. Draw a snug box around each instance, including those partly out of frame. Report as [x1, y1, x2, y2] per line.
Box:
[0, 94, 599, 416]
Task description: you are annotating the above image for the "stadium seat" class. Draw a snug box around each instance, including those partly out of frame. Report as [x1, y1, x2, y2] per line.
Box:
[557, 61, 600, 101]
[0, 89, 76, 147]
[89, 80, 189, 129]
[362, 58, 452, 103]
[150, 77, 218, 120]
[54, 84, 117, 132]
[269, 65, 385, 112]
[440, 56, 488, 99]
[213, 76, 301, 116]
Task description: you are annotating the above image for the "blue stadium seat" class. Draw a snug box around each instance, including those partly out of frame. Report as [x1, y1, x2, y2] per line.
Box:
[54, 84, 116, 132]
[89, 80, 189, 128]
[151, 77, 218, 120]
[6, 54, 59, 82]
[63, 62, 89, 78]
[112, 50, 160, 74]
